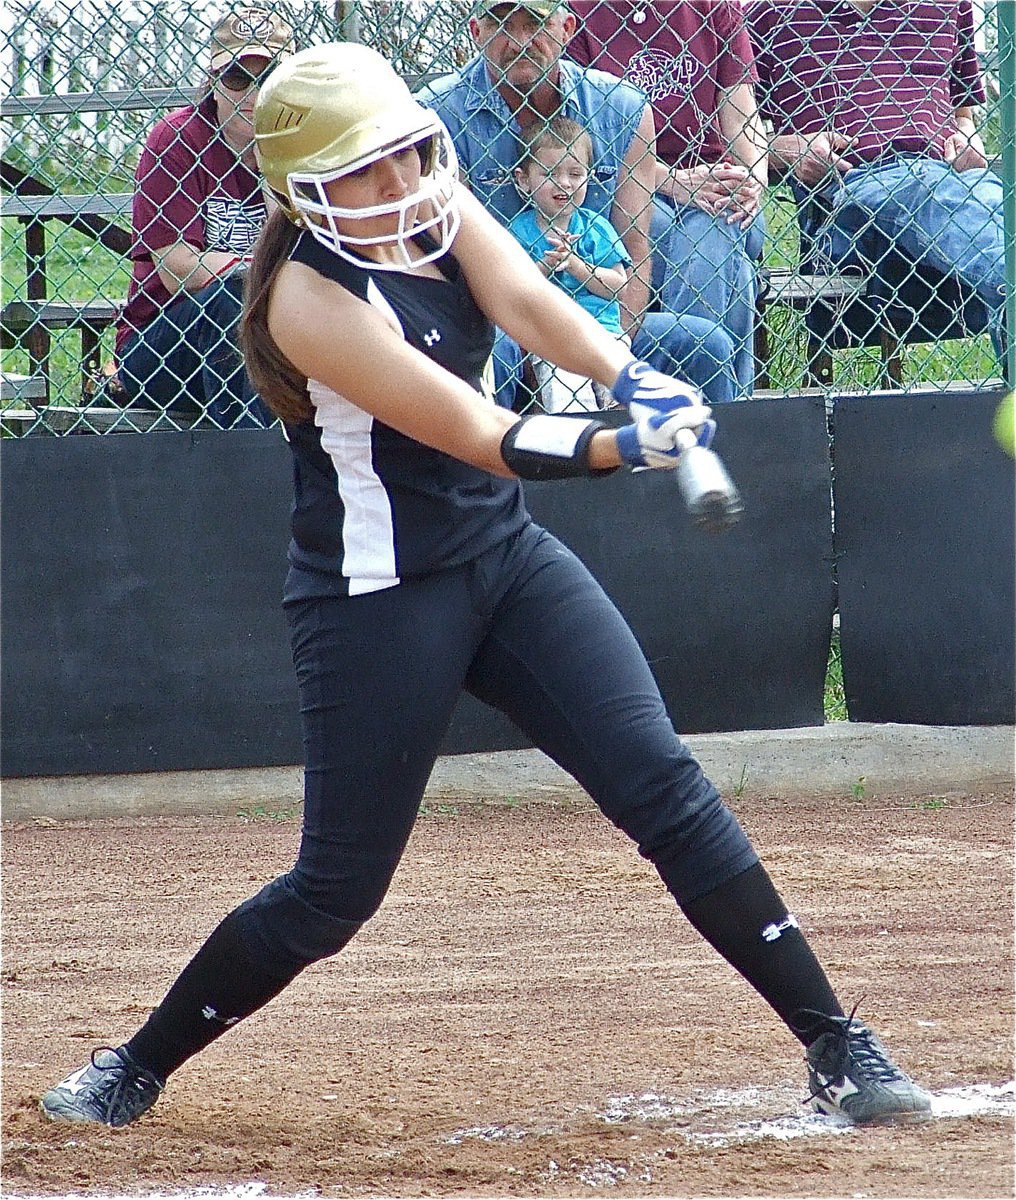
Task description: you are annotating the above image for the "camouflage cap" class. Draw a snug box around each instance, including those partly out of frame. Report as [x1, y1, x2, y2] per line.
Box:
[473, 1, 563, 19]
[209, 7, 296, 71]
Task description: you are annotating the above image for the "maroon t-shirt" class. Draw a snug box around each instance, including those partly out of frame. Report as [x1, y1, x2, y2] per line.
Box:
[747, 0, 986, 165]
[116, 94, 266, 355]
[567, 1, 758, 169]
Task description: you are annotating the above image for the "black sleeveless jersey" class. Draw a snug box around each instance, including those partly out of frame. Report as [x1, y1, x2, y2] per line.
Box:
[281, 232, 527, 601]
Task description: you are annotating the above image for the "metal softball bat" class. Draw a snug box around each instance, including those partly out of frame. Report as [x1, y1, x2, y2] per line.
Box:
[673, 436, 744, 534]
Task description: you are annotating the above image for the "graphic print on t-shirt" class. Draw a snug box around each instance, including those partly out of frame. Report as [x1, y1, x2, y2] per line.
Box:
[626, 48, 709, 154]
[205, 197, 266, 253]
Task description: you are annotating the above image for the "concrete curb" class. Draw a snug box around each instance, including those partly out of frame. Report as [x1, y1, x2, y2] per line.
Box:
[1, 723, 1012, 822]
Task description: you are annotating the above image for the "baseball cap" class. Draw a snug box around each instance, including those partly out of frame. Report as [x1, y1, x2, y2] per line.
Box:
[209, 7, 296, 71]
[473, 1, 562, 18]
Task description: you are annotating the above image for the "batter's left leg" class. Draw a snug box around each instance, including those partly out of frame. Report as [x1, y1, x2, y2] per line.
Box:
[465, 524, 844, 1036]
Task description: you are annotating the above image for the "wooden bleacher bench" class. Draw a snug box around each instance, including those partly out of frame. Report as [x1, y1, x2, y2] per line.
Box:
[1, 88, 199, 416]
[1, 292, 124, 402]
[1, 370, 47, 405]
[754, 266, 876, 389]
[2, 155, 136, 406]
[0, 404, 202, 437]
[1, 191, 133, 220]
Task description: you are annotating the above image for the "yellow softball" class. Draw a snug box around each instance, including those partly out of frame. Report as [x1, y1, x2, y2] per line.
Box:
[993, 390, 1015, 457]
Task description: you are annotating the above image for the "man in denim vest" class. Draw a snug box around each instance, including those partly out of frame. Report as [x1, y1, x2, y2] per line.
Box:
[417, 1, 740, 407]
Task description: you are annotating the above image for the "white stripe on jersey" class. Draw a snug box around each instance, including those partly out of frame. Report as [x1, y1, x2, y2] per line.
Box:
[307, 279, 406, 595]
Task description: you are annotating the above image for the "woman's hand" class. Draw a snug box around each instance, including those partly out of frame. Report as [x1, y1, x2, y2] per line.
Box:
[615, 404, 716, 470]
[610, 361, 714, 468]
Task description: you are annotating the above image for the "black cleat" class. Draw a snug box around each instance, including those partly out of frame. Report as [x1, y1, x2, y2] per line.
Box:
[805, 1015, 931, 1126]
[40, 1046, 163, 1128]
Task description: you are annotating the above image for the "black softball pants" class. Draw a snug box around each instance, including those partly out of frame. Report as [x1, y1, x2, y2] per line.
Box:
[235, 521, 758, 976]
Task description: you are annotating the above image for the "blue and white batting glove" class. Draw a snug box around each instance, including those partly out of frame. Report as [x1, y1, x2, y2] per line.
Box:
[611, 359, 706, 413]
[616, 404, 716, 470]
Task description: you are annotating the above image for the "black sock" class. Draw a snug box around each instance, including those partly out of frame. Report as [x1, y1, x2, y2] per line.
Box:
[681, 862, 845, 1045]
[124, 908, 302, 1082]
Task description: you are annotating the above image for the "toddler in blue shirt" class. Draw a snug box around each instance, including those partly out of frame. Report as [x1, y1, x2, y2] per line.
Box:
[509, 117, 632, 412]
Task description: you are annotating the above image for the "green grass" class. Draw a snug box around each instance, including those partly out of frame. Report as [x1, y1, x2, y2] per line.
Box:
[824, 630, 848, 722]
[915, 796, 949, 811]
[3, 220, 132, 405]
[1, 222, 130, 299]
[236, 803, 299, 822]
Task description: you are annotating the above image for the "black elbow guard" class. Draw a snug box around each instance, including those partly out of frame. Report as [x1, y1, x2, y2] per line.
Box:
[500, 415, 618, 480]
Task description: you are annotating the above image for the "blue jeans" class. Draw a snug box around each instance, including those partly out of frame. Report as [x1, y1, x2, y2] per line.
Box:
[118, 274, 272, 428]
[492, 312, 738, 409]
[651, 198, 764, 399]
[805, 157, 1006, 363]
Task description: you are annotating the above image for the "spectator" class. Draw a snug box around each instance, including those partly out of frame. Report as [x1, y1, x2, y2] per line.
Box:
[568, 0, 767, 399]
[416, 0, 740, 408]
[115, 7, 295, 427]
[746, 0, 1007, 367]
[510, 117, 631, 410]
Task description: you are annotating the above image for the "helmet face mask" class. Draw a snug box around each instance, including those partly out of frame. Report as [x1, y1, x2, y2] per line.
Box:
[287, 120, 461, 271]
[255, 43, 461, 272]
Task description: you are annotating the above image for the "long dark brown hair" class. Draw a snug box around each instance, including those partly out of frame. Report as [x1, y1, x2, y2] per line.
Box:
[240, 207, 312, 423]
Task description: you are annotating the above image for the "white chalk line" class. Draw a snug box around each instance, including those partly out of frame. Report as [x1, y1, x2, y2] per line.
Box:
[451, 1081, 1016, 1190]
[8, 1082, 1013, 1199]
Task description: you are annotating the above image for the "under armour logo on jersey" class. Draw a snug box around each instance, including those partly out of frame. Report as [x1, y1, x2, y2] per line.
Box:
[423, 328, 441, 347]
[761, 913, 800, 942]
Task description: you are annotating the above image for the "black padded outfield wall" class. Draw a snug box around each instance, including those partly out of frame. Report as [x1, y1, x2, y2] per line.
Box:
[1, 430, 300, 778]
[518, 396, 837, 738]
[833, 390, 1015, 725]
[1, 397, 834, 779]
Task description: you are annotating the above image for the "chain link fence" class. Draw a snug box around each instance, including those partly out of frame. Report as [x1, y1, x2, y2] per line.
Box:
[1, 0, 1011, 434]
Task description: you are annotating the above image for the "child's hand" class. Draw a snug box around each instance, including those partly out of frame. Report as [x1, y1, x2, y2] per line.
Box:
[543, 231, 576, 274]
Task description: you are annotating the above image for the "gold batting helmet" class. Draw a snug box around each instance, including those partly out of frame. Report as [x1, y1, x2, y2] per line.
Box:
[254, 42, 460, 271]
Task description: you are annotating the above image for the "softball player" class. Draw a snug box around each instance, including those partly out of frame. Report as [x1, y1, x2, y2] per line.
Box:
[41, 43, 929, 1130]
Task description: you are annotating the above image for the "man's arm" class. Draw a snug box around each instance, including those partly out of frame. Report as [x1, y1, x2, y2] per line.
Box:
[612, 104, 657, 336]
[653, 82, 767, 225]
[717, 81, 769, 188]
[153, 243, 248, 295]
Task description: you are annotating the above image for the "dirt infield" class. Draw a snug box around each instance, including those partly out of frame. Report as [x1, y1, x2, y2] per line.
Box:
[3, 785, 1013, 1198]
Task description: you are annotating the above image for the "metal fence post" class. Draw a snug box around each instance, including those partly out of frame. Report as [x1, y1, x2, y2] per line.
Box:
[333, 2, 362, 43]
[998, 0, 1016, 385]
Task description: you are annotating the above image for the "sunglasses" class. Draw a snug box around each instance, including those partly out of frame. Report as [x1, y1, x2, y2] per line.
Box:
[217, 60, 277, 92]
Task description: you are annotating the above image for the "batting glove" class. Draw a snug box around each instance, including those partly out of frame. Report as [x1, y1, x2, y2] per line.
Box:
[616, 402, 716, 470]
[611, 359, 706, 413]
